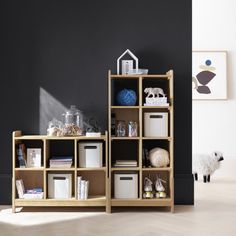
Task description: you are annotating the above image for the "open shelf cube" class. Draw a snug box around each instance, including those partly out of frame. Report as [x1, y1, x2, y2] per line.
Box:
[15, 139, 44, 168]
[111, 78, 139, 106]
[15, 170, 44, 199]
[142, 170, 170, 199]
[111, 107, 139, 137]
[47, 140, 75, 169]
[77, 171, 106, 199]
[111, 140, 139, 168]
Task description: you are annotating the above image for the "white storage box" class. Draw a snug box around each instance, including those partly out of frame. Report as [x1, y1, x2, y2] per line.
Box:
[114, 173, 138, 199]
[144, 112, 168, 137]
[79, 142, 103, 168]
[48, 173, 72, 199]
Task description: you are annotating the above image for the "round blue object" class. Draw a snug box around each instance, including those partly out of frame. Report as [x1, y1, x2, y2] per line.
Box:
[205, 59, 212, 66]
[116, 89, 137, 106]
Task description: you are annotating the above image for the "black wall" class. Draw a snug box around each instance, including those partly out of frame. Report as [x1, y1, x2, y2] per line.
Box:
[0, 0, 193, 204]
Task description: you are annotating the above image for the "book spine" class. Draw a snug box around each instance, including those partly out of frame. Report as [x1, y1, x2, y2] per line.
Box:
[77, 176, 82, 199]
[85, 181, 89, 199]
[80, 180, 86, 200]
[16, 179, 24, 198]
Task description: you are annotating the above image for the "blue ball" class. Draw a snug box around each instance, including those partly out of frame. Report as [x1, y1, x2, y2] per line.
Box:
[116, 89, 137, 106]
[205, 59, 212, 66]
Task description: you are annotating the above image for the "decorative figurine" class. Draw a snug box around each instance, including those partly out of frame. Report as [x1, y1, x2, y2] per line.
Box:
[117, 49, 139, 75]
[144, 87, 169, 106]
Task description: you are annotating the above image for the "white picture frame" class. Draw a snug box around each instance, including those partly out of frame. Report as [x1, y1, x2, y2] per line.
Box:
[27, 148, 42, 168]
[192, 51, 227, 100]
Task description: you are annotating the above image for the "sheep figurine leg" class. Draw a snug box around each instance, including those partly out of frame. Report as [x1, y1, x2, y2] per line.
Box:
[207, 175, 210, 182]
[194, 173, 198, 181]
[203, 175, 207, 183]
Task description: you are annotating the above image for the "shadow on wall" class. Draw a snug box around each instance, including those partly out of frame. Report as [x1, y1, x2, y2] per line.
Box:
[39, 87, 67, 134]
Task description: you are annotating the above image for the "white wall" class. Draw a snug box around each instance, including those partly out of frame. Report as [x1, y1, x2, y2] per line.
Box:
[193, 0, 236, 158]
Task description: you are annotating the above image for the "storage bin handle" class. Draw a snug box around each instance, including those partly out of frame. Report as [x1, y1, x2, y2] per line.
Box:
[53, 177, 66, 180]
[150, 115, 163, 118]
[120, 177, 133, 180]
[84, 146, 97, 149]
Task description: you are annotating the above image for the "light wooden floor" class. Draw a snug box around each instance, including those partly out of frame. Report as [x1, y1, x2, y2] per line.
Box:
[1, 164, 236, 236]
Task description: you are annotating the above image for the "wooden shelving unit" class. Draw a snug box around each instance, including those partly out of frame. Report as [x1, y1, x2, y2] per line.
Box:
[12, 131, 110, 213]
[108, 70, 174, 212]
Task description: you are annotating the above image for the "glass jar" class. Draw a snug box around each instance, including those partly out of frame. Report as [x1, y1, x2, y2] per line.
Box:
[116, 120, 126, 137]
[128, 121, 138, 137]
[62, 105, 83, 136]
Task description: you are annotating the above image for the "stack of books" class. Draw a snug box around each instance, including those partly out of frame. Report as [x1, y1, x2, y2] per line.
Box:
[77, 176, 89, 200]
[49, 156, 73, 168]
[114, 160, 138, 167]
[16, 179, 43, 199]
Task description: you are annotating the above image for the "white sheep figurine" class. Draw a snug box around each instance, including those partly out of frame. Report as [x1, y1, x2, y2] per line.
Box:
[192, 151, 224, 183]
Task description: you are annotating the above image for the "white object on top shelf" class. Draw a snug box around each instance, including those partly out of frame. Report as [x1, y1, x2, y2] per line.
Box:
[86, 132, 101, 137]
[117, 49, 139, 75]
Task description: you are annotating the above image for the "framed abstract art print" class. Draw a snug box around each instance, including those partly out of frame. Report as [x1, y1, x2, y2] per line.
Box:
[192, 51, 227, 100]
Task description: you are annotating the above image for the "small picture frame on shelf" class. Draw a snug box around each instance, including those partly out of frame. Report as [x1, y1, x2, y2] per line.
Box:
[27, 148, 42, 168]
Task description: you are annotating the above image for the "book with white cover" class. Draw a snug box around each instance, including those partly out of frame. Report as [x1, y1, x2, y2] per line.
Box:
[27, 148, 41, 168]
[23, 192, 44, 199]
[80, 180, 86, 200]
[85, 181, 89, 199]
[77, 176, 82, 199]
[16, 179, 25, 198]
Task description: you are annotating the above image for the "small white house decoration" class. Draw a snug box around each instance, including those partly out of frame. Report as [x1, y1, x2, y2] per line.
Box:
[117, 49, 139, 75]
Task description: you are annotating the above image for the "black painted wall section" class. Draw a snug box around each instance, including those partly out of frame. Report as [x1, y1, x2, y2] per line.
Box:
[0, 0, 193, 204]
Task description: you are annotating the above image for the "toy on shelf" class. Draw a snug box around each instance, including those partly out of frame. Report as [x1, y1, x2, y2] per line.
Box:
[144, 87, 169, 106]
[149, 148, 170, 168]
[155, 175, 167, 198]
[116, 89, 137, 106]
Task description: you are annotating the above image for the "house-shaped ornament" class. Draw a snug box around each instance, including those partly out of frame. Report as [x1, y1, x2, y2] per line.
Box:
[117, 49, 139, 75]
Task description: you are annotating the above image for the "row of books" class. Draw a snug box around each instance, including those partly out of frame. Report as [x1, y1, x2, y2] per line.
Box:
[49, 156, 73, 168]
[77, 176, 89, 200]
[113, 160, 138, 167]
[16, 179, 43, 199]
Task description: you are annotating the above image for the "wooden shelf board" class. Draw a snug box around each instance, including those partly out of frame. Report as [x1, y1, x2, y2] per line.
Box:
[111, 167, 140, 171]
[110, 74, 169, 79]
[15, 167, 44, 171]
[111, 137, 140, 140]
[77, 167, 106, 171]
[15, 196, 106, 207]
[142, 137, 172, 141]
[14, 135, 106, 141]
[111, 198, 172, 206]
[142, 167, 171, 171]
[142, 106, 170, 109]
[46, 168, 76, 171]
[111, 106, 139, 109]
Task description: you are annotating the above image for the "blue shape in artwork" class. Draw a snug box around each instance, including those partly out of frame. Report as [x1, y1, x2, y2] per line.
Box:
[205, 59, 212, 66]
